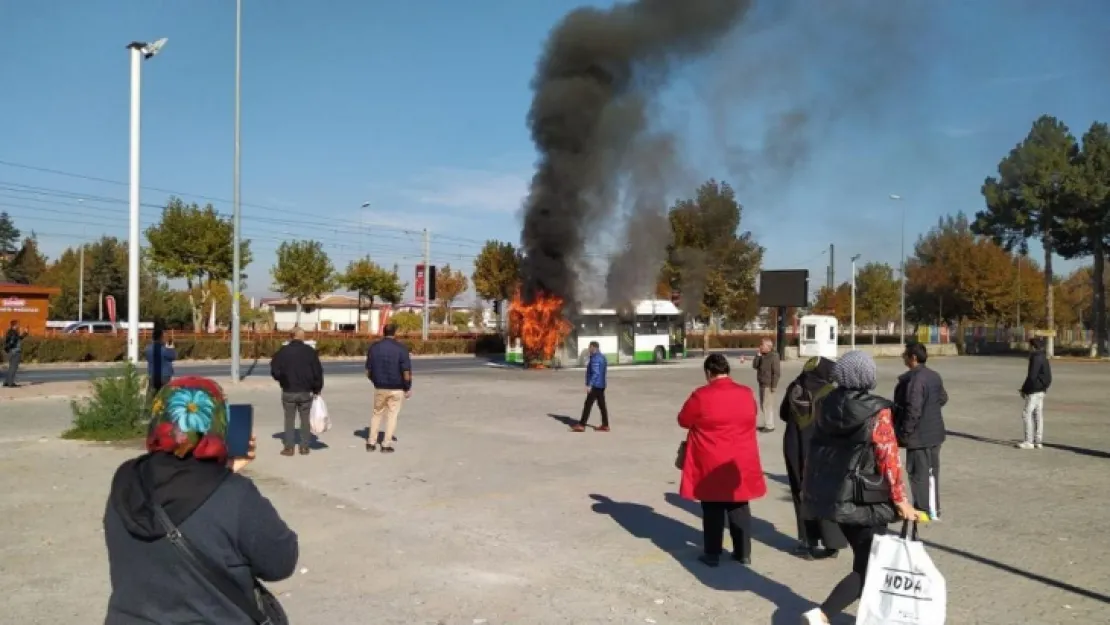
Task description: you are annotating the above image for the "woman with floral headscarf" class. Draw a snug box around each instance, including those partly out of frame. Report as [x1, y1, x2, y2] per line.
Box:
[103, 377, 299, 624]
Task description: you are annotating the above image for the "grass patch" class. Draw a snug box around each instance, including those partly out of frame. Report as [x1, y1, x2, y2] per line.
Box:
[62, 363, 149, 442]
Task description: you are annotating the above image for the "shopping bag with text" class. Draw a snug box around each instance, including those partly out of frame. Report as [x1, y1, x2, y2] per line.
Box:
[856, 522, 946, 625]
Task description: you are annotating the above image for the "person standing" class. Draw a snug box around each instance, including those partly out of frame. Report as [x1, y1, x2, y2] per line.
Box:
[677, 353, 766, 567]
[801, 350, 917, 624]
[3, 319, 28, 388]
[892, 341, 948, 521]
[365, 324, 412, 453]
[779, 356, 846, 560]
[572, 341, 609, 432]
[1017, 336, 1052, 450]
[270, 328, 323, 456]
[143, 326, 177, 406]
[751, 338, 781, 432]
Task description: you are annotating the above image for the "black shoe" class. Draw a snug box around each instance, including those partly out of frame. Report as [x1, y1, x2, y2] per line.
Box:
[698, 553, 721, 567]
[792, 543, 816, 560]
[811, 548, 839, 560]
[380, 445, 395, 454]
[732, 553, 751, 565]
[366, 442, 378, 452]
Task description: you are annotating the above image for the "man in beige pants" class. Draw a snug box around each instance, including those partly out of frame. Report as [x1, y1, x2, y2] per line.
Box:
[364, 324, 412, 453]
[751, 337, 781, 432]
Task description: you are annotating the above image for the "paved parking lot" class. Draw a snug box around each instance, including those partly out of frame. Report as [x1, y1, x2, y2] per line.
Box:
[1, 354, 1107, 624]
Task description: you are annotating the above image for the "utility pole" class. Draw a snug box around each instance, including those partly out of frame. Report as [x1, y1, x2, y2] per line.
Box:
[826, 244, 833, 290]
[421, 228, 430, 341]
[850, 254, 861, 349]
[78, 244, 85, 322]
[230, 0, 243, 383]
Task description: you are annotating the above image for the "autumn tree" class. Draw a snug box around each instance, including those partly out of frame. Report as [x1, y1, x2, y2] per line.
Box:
[471, 240, 520, 327]
[1057, 121, 1110, 355]
[5, 236, 47, 284]
[433, 264, 468, 323]
[854, 262, 900, 341]
[271, 240, 335, 325]
[812, 284, 852, 325]
[975, 115, 1077, 356]
[0, 211, 20, 280]
[146, 198, 252, 332]
[660, 179, 763, 334]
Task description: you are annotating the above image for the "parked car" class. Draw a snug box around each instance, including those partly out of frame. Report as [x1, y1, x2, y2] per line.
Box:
[63, 321, 118, 335]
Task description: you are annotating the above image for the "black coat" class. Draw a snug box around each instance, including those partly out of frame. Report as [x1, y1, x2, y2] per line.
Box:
[892, 365, 948, 449]
[1021, 349, 1052, 394]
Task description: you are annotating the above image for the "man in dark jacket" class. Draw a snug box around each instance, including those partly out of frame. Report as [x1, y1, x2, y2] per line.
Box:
[1018, 336, 1052, 450]
[365, 324, 412, 453]
[573, 341, 609, 432]
[752, 338, 781, 432]
[892, 341, 948, 521]
[3, 319, 28, 388]
[270, 327, 323, 456]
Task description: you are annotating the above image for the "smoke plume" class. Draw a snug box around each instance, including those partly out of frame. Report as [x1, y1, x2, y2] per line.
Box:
[519, 0, 753, 308]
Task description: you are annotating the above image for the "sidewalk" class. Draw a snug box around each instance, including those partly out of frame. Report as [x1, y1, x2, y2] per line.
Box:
[16, 352, 491, 370]
[0, 376, 278, 402]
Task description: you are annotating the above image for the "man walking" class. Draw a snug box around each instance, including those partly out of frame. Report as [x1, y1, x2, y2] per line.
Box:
[3, 320, 28, 388]
[143, 326, 177, 406]
[270, 327, 323, 456]
[893, 341, 948, 521]
[572, 341, 609, 432]
[365, 324, 412, 453]
[751, 338, 780, 432]
[1017, 337, 1051, 450]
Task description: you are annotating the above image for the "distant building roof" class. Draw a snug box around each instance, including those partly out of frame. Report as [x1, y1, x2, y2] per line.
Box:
[260, 294, 378, 308]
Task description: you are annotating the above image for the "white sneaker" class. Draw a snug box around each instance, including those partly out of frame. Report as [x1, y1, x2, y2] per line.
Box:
[801, 608, 828, 624]
[1034, 442, 1044, 449]
[1016, 442, 1034, 450]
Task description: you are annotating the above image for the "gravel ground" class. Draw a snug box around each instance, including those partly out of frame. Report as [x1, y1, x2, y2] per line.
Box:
[1, 355, 1107, 624]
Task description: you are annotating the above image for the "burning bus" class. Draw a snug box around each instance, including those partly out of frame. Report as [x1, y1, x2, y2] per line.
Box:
[507, 298, 686, 367]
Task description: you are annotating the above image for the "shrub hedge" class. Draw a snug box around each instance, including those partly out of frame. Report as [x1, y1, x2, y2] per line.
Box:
[685, 333, 906, 348]
[18, 334, 507, 364]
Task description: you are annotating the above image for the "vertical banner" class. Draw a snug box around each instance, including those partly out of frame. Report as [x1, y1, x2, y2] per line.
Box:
[415, 264, 426, 303]
[106, 295, 117, 323]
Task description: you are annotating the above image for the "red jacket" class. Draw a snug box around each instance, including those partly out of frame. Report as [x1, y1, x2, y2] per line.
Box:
[678, 377, 767, 503]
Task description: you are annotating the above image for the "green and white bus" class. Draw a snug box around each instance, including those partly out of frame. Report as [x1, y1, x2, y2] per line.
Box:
[507, 299, 686, 366]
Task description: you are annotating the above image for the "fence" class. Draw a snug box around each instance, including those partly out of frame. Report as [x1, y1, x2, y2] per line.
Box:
[962, 325, 1093, 346]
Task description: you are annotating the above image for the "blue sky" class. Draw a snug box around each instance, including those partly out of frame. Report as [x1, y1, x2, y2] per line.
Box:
[1, 0, 1108, 301]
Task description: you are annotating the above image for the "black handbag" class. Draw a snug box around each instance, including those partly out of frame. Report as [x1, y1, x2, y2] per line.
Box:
[141, 471, 288, 624]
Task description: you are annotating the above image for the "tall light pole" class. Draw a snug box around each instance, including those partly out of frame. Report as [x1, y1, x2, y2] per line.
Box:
[230, 0, 244, 382]
[125, 38, 168, 364]
[850, 254, 861, 349]
[889, 194, 906, 344]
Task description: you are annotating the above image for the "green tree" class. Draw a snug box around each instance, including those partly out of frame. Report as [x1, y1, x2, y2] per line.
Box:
[5, 235, 48, 284]
[854, 262, 900, 342]
[271, 240, 335, 325]
[471, 240, 520, 326]
[145, 197, 253, 332]
[660, 179, 763, 334]
[389, 310, 423, 333]
[87, 237, 127, 320]
[975, 115, 1078, 356]
[0, 211, 22, 280]
[339, 257, 406, 308]
[433, 264, 469, 323]
[1058, 121, 1110, 355]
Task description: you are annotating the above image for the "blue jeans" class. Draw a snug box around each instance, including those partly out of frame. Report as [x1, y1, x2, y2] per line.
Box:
[4, 349, 20, 386]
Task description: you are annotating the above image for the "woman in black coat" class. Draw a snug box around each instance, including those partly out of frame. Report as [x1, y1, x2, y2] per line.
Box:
[780, 356, 847, 559]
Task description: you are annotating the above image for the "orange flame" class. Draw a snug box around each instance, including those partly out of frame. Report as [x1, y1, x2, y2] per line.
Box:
[509, 287, 572, 367]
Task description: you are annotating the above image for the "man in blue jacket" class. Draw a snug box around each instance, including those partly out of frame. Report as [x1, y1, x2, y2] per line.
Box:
[572, 341, 609, 432]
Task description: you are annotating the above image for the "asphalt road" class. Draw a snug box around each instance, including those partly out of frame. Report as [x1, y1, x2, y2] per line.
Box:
[12, 348, 757, 384]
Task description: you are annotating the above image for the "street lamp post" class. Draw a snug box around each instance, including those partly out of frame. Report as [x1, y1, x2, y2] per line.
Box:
[125, 38, 167, 364]
[850, 254, 861, 349]
[889, 194, 906, 344]
[231, 0, 243, 383]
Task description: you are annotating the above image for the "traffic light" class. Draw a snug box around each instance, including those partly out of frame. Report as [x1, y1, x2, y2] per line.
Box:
[427, 265, 437, 301]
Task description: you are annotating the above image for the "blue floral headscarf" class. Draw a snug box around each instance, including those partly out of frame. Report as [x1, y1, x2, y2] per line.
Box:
[146, 376, 229, 462]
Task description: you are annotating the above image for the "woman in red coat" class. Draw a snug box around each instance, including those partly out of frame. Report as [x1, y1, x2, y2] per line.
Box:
[678, 353, 768, 567]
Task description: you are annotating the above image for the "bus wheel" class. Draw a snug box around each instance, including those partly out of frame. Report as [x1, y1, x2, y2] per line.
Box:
[653, 346, 666, 364]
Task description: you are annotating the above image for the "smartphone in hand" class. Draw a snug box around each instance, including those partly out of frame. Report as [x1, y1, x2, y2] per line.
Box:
[226, 404, 253, 458]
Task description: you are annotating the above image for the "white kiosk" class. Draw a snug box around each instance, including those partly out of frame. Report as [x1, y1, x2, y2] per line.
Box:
[798, 314, 838, 359]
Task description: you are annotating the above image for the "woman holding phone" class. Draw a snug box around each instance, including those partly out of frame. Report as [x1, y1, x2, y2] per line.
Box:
[102, 376, 299, 624]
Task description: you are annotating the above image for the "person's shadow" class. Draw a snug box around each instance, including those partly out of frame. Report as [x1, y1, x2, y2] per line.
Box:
[589, 493, 819, 623]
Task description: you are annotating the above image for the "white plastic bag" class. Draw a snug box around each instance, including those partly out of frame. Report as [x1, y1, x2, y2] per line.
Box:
[310, 396, 331, 434]
[857, 522, 946, 625]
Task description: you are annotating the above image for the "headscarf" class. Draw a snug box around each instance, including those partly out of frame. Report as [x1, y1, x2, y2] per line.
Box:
[833, 350, 877, 391]
[146, 376, 229, 463]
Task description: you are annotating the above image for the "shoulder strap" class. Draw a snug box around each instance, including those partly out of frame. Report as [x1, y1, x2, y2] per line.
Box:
[139, 468, 269, 624]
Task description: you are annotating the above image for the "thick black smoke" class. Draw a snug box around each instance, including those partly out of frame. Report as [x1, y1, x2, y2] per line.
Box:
[519, 0, 752, 306]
